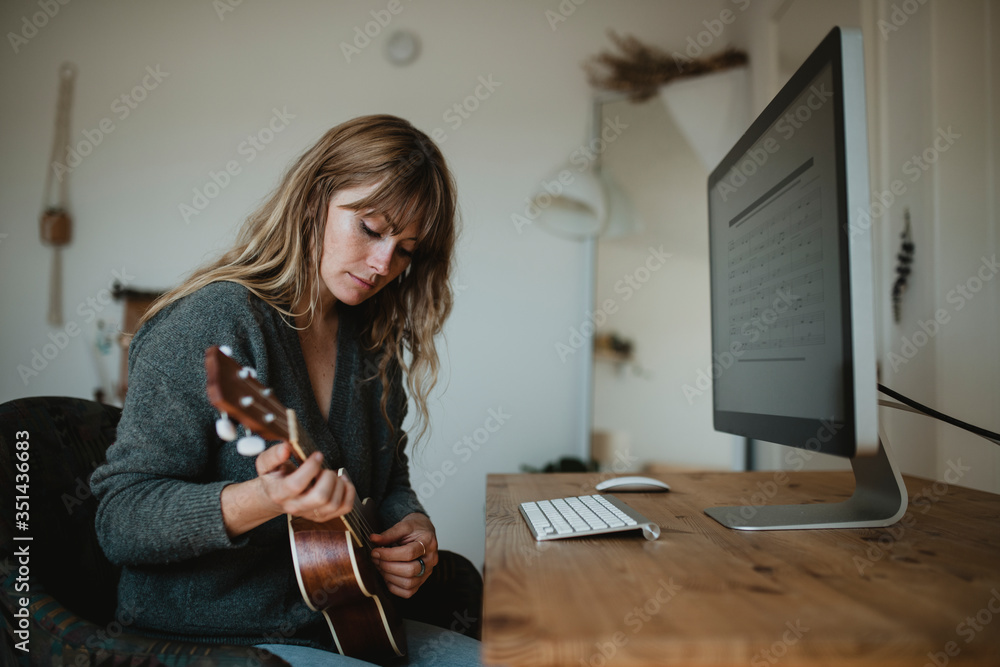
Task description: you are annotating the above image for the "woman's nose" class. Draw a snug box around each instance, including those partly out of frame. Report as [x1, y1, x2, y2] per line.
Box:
[369, 242, 394, 274]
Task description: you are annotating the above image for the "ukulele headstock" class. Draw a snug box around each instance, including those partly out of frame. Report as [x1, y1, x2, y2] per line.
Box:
[204, 345, 313, 461]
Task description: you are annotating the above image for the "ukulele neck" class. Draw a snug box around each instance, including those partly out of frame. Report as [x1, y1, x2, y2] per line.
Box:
[286, 409, 319, 464]
[288, 410, 372, 550]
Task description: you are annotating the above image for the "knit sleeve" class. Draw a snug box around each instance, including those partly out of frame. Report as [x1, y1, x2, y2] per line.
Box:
[91, 283, 264, 566]
[92, 359, 248, 566]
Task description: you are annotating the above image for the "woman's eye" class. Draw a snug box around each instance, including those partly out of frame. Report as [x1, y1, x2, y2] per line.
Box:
[397, 247, 414, 258]
[360, 222, 381, 238]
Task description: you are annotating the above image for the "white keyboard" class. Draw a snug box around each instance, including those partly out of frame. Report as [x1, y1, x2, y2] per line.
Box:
[519, 494, 661, 541]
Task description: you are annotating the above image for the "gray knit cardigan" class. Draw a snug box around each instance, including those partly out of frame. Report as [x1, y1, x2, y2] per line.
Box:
[90, 281, 426, 649]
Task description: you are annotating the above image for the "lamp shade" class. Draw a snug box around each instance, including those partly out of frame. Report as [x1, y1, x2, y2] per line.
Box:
[599, 171, 640, 239]
[531, 164, 607, 240]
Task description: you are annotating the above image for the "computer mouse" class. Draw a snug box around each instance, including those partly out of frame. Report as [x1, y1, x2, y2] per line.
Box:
[595, 476, 671, 493]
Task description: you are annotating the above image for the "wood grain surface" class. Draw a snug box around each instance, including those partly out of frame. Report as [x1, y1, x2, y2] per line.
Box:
[483, 471, 1000, 666]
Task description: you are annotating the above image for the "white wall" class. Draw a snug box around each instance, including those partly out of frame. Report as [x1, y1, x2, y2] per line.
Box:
[924, 1, 1000, 493]
[1, 0, 749, 569]
[863, 0, 999, 493]
[867, 0, 939, 480]
[592, 97, 740, 471]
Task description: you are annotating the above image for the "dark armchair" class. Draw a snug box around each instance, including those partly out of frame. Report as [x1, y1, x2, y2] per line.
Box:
[1, 397, 481, 666]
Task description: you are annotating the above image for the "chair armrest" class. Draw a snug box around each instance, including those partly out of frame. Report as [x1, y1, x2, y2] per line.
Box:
[1, 571, 291, 667]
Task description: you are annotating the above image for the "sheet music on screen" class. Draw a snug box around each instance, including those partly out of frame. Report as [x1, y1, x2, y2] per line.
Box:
[709, 63, 845, 422]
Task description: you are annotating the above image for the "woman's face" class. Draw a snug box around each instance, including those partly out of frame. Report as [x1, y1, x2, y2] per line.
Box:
[317, 184, 419, 308]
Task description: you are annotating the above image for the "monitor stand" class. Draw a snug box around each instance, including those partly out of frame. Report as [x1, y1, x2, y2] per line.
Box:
[704, 427, 907, 530]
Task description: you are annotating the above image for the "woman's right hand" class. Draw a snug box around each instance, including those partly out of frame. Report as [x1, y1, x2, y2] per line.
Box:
[221, 442, 356, 538]
[255, 442, 356, 522]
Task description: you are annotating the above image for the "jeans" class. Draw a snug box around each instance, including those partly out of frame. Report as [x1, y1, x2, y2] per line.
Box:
[255, 620, 482, 666]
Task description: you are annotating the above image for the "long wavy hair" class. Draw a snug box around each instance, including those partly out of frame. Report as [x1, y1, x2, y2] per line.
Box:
[140, 115, 457, 444]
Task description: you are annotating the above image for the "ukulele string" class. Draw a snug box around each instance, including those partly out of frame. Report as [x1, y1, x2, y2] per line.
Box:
[340, 478, 416, 555]
[341, 502, 376, 552]
[348, 493, 380, 551]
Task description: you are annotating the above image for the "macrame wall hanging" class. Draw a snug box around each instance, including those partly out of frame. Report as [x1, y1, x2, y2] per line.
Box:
[40, 63, 77, 326]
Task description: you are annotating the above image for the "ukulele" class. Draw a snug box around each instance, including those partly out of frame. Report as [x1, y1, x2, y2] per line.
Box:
[204, 345, 406, 663]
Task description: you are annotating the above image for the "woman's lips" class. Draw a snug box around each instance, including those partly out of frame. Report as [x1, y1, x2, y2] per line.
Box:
[349, 273, 375, 289]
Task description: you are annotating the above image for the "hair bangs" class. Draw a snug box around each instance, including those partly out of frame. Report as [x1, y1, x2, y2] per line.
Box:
[346, 165, 448, 253]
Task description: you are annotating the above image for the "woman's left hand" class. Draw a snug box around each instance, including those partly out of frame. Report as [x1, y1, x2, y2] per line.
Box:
[370, 513, 437, 598]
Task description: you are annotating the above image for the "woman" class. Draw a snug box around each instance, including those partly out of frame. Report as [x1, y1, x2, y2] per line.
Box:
[91, 115, 480, 666]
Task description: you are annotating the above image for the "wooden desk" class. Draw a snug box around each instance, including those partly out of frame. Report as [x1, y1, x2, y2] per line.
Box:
[483, 471, 1000, 666]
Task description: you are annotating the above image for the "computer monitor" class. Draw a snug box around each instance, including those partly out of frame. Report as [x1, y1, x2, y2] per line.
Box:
[703, 27, 907, 530]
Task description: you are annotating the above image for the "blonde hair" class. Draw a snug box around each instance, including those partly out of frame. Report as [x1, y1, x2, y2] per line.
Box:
[141, 115, 457, 444]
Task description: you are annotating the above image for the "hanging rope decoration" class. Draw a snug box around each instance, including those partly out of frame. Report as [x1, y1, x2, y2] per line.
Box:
[892, 209, 914, 323]
[584, 31, 748, 102]
[41, 62, 76, 326]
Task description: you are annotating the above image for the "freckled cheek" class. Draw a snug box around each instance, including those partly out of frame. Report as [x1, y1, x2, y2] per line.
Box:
[333, 243, 366, 268]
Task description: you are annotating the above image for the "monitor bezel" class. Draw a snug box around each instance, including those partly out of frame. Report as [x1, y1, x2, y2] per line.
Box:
[706, 26, 878, 459]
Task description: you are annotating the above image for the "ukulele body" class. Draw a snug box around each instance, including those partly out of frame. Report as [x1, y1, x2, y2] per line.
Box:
[288, 498, 407, 664]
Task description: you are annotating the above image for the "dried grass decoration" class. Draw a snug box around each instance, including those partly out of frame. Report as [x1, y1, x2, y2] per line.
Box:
[892, 209, 915, 323]
[585, 31, 747, 102]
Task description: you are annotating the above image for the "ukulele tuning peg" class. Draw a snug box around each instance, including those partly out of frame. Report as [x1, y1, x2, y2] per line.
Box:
[236, 434, 266, 457]
[215, 413, 237, 441]
[219, 345, 233, 357]
[238, 366, 258, 380]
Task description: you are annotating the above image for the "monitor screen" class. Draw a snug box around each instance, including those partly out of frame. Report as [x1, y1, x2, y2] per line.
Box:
[707, 27, 878, 459]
